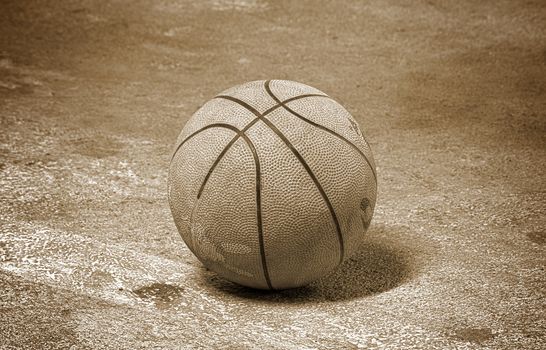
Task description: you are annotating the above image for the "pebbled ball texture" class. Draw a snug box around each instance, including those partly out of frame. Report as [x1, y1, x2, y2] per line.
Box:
[168, 80, 377, 290]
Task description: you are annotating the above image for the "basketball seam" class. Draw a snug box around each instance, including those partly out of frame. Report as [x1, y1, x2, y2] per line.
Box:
[170, 123, 242, 162]
[215, 84, 345, 266]
[264, 81, 377, 182]
[237, 132, 274, 290]
[171, 94, 328, 163]
[170, 87, 349, 288]
[197, 94, 330, 196]
[262, 80, 345, 265]
[170, 122, 273, 290]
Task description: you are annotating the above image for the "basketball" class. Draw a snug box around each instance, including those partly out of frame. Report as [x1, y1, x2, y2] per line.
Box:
[168, 80, 377, 290]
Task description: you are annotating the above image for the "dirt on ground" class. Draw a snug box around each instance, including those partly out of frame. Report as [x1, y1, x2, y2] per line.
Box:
[0, 0, 545, 349]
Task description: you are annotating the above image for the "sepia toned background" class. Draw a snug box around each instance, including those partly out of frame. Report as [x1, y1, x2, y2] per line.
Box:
[1, 0, 544, 348]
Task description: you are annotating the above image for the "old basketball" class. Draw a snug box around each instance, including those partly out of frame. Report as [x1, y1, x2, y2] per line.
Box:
[168, 80, 376, 289]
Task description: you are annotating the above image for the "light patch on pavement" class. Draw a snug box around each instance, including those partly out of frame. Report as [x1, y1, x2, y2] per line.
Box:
[210, 0, 268, 12]
[0, 222, 191, 306]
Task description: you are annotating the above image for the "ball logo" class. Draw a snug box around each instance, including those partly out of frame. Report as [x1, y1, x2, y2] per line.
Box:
[349, 118, 364, 139]
[360, 197, 372, 230]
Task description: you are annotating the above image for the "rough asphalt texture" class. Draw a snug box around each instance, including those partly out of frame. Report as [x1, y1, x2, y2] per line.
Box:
[0, 0, 544, 349]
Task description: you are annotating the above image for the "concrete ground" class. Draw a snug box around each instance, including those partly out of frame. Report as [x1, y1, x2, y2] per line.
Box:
[0, 0, 545, 349]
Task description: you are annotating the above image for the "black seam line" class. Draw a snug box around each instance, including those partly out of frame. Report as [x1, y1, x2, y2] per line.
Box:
[216, 93, 329, 118]
[198, 93, 330, 197]
[216, 87, 346, 264]
[261, 93, 329, 114]
[171, 93, 339, 289]
[170, 123, 240, 162]
[283, 101, 377, 181]
[174, 95, 331, 197]
[197, 114, 262, 199]
[196, 133, 240, 199]
[170, 121, 273, 289]
[238, 132, 274, 290]
[263, 80, 344, 265]
[216, 95, 261, 117]
[264, 82, 378, 182]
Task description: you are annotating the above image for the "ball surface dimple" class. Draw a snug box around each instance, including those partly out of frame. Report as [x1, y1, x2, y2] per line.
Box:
[168, 80, 377, 290]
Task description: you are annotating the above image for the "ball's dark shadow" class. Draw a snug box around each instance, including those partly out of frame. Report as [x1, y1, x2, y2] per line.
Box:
[199, 224, 423, 303]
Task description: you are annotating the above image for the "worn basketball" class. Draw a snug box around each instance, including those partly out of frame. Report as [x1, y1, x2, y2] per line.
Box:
[168, 80, 377, 290]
